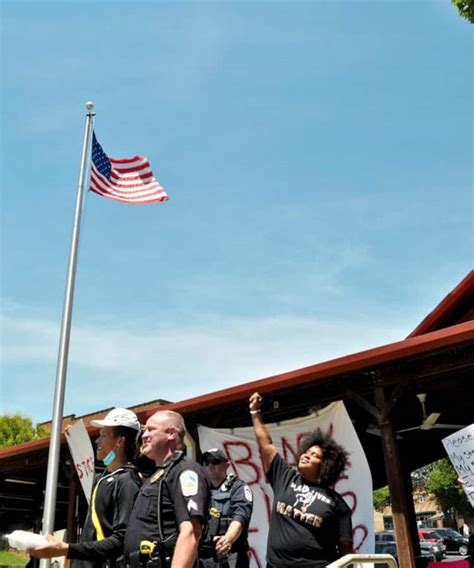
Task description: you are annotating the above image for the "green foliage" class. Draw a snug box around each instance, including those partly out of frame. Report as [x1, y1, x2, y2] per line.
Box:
[426, 458, 471, 516]
[0, 550, 29, 566]
[0, 413, 48, 448]
[373, 485, 391, 512]
[452, 0, 474, 23]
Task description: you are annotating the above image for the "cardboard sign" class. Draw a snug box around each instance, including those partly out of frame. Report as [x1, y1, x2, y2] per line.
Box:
[198, 401, 374, 568]
[65, 419, 95, 503]
[442, 424, 474, 507]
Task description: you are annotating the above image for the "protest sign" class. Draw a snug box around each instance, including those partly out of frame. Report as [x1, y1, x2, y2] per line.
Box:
[442, 423, 474, 507]
[198, 401, 374, 567]
[65, 419, 95, 503]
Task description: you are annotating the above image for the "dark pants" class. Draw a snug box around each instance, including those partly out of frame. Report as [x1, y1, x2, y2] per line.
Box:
[198, 551, 249, 568]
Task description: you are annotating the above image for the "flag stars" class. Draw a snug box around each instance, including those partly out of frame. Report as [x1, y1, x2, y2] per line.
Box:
[92, 135, 112, 180]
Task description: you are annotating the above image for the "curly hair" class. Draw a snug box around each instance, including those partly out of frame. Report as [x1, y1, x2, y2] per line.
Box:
[298, 428, 350, 487]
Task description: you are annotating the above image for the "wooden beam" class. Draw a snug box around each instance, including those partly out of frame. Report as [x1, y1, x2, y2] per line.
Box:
[342, 386, 379, 419]
[374, 383, 417, 568]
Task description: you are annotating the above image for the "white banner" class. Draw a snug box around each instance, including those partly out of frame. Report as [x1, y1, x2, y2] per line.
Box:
[65, 419, 95, 503]
[198, 401, 374, 568]
[442, 424, 474, 507]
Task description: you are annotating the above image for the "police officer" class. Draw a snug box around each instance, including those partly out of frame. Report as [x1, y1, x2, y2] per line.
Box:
[123, 410, 209, 568]
[198, 449, 253, 568]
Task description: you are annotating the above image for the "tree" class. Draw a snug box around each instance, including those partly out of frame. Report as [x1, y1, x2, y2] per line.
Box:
[373, 485, 391, 512]
[452, 0, 474, 23]
[0, 413, 48, 448]
[426, 458, 471, 519]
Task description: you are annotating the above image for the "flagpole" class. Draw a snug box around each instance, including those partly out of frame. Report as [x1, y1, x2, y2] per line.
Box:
[41, 102, 95, 552]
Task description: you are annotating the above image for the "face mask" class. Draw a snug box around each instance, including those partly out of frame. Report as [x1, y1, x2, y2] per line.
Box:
[103, 450, 116, 466]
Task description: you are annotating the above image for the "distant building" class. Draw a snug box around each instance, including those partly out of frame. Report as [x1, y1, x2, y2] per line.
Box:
[374, 486, 474, 533]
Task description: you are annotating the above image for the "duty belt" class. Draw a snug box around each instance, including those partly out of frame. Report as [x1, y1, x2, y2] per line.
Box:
[121, 541, 170, 568]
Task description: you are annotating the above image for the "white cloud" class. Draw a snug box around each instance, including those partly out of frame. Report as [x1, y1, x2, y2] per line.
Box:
[1, 307, 406, 421]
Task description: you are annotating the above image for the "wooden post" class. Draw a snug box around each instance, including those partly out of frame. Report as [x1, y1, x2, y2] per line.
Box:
[65, 474, 79, 568]
[374, 383, 417, 568]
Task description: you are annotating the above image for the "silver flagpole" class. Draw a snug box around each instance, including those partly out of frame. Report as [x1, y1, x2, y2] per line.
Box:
[40, 102, 95, 557]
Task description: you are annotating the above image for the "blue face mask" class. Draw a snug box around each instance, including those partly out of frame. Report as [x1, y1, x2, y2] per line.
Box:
[103, 450, 116, 466]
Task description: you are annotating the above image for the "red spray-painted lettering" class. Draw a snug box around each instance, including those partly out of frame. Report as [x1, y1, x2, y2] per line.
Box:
[75, 456, 94, 480]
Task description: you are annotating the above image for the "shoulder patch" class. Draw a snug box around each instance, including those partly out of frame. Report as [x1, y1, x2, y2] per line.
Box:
[244, 485, 253, 502]
[180, 469, 199, 497]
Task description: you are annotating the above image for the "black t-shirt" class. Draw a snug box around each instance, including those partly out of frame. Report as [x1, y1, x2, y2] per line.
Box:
[266, 454, 352, 568]
[68, 465, 142, 568]
[124, 452, 209, 558]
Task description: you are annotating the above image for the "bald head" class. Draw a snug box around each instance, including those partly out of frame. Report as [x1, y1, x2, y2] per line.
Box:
[156, 410, 185, 446]
[141, 410, 186, 464]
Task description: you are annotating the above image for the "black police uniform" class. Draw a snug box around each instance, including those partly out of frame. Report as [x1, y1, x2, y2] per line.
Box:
[123, 451, 209, 568]
[198, 474, 253, 568]
[68, 464, 142, 568]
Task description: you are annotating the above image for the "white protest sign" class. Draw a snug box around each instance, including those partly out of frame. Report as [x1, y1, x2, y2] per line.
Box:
[198, 401, 374, 568]
[442, 424, 474, 507]
[65, 419, 95, 503]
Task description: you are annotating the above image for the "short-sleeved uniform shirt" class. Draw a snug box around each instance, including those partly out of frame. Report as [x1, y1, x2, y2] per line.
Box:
[200, 474, 253, 558]
[124, 452, 209, 559]
[68, 465, 142, 568]
[266, 454, 352, 568]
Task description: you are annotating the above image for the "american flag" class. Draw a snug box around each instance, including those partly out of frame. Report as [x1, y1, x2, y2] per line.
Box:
[89, 132, 169, 205]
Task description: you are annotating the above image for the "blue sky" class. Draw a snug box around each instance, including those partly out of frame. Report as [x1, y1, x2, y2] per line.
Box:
[1, 1, 472, 425]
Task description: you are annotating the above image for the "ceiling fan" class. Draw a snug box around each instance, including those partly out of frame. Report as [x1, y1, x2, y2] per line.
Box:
[397, 393, 467, 433]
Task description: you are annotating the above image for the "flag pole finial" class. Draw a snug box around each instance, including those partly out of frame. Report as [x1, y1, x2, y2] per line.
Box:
[86, 101, 95, 111]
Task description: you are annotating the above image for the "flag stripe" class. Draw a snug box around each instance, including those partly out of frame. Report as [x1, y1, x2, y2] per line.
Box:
[90, 167, 163, 195]
[90, 177, 168, 203]
[110, 166, 153, 176]
[91, 188, 168, 205]
[90, 167, 168, 200]
[109, 156, 143, 165]
[110, 171, 155, 184]
[90, 189, 168, 205]
[88, 132, 168, 205]
[109, 162, 151, 174]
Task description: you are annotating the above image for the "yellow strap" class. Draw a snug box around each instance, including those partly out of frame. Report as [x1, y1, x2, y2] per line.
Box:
[91, 481, 105, 541]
